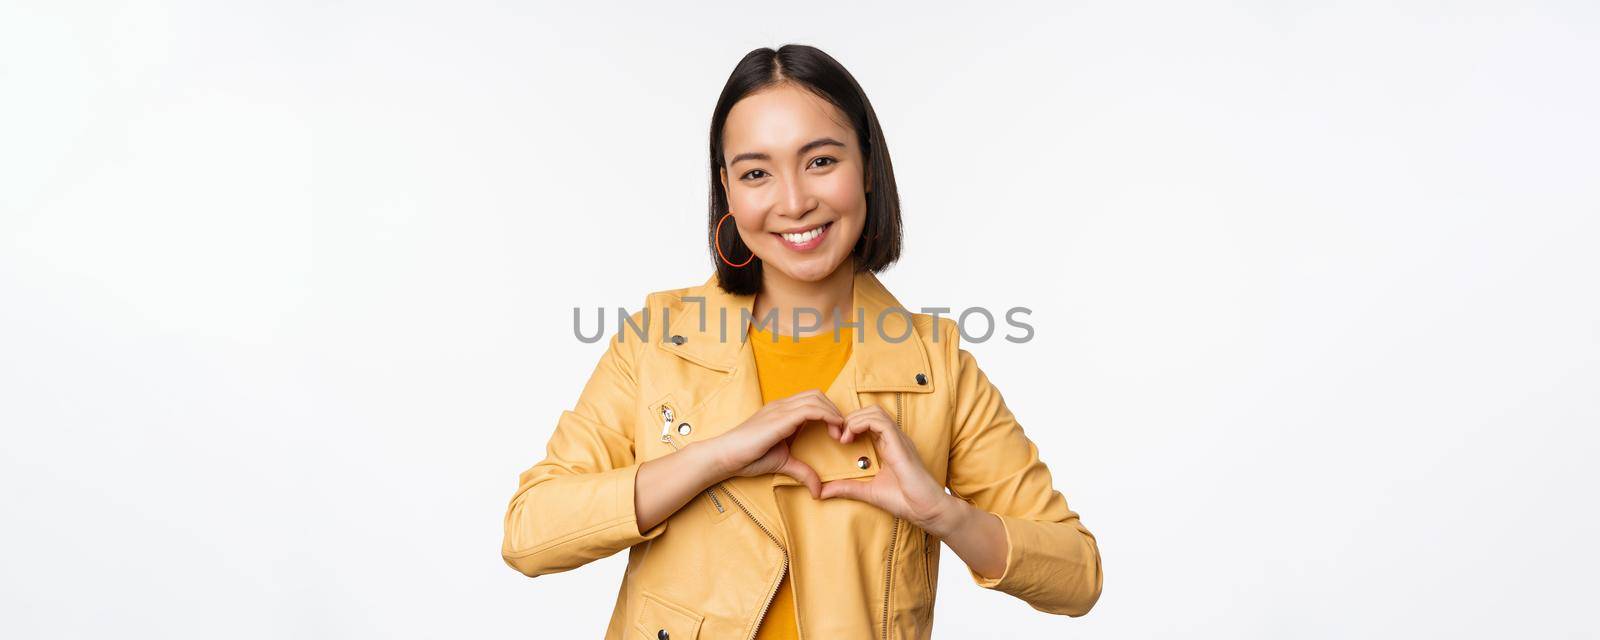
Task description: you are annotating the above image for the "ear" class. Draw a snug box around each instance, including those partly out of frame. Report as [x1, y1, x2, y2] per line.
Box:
[719, 167, 729, 200]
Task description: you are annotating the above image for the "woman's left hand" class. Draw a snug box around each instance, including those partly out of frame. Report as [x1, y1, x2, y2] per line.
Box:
[818, 404, 959, 534]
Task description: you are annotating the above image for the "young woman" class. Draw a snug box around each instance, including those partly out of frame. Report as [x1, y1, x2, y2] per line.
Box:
[502, 44, 1102, 640]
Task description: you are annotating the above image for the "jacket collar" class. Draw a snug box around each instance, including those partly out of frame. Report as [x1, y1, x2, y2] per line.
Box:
[657, 269, 934, 394]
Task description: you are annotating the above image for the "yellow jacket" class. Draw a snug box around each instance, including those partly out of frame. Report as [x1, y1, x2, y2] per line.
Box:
[501, 270, 1102, 639]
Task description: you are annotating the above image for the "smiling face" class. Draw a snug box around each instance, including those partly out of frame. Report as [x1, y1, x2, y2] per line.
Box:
[719, 82, 870, 285]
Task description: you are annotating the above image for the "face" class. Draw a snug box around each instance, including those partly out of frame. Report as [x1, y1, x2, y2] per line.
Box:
[719, 82, 869, 284]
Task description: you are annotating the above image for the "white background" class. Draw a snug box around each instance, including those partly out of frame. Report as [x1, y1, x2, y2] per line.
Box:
[3, 1, 1597, 638]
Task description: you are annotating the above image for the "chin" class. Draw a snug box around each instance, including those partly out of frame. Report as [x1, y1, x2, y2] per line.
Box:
[769, 254, 847, 283]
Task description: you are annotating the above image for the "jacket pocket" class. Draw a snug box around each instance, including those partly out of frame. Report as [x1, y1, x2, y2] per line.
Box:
[633, 589, 704, 640]
[699, 486, 731, 523]
[922, 529, 934, 595]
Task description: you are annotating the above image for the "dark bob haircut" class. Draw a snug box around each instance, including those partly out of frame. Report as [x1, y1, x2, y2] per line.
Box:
[708, 44, 903, 295]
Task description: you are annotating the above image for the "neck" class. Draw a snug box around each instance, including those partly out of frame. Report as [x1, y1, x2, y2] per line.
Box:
[752, 257, 856, 337]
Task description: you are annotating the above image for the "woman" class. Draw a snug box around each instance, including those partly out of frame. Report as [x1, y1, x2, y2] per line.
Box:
[502, 44, 1102, 640]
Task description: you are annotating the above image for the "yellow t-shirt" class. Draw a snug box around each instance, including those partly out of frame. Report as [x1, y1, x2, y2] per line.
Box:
[748, 322, 853, 640]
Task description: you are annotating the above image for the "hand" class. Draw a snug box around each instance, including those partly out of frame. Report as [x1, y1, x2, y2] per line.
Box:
[704, 389, 844, 499]
[819, 405, 960, 533]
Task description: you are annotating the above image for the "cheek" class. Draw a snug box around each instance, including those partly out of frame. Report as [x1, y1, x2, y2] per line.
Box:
[732, 210, 766, 240]
[727, 189, 755, 217]
[727, 197, 769, 234]
[816, 172, 868, 217]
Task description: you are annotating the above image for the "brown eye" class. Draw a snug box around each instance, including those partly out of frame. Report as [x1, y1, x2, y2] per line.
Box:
[741, 169, 768, 180]
[810, 157, 837, 168]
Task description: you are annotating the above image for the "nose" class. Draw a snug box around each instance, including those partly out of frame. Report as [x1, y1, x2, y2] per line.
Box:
[775, 174, 817, 220]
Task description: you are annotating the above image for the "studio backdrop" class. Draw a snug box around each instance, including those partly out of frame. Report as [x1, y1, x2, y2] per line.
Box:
[2, 1, 1596, 638]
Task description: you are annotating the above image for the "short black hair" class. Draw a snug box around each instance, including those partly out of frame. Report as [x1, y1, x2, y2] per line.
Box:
[708, 44, 903, 295]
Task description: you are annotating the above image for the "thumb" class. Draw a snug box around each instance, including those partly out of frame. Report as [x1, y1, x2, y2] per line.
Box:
[819, 478, 871, 503]
[777, 456, 822, 500]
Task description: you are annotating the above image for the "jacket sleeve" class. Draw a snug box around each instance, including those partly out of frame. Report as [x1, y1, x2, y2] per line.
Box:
[501, 309, 668, 578]
[942, 322, 1104, 616]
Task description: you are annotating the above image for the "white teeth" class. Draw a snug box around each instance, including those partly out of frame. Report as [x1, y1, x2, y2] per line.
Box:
[780, 224, 826, 244]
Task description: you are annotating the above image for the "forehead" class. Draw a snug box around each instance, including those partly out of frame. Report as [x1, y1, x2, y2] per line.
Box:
[723, 84, 856, 159]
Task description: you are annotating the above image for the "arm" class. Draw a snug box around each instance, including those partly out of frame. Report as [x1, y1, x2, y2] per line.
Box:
[924, 495, 1010, 585]
[641, 389, 844, 529]
[941, 324, 1103, 616]
[501, 310, 717, 577]
[633, 440, 727, 533]
[502, 296, 852, 577]
[820, 321, 1103, 614]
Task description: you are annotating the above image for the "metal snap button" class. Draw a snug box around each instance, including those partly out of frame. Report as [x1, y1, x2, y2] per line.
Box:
[856, 456, 871, 469]
[915, 373, 927, 385]
[657, 629, 669, 640]
[677, 422, 692, 436]
[670, 335, 686, 345]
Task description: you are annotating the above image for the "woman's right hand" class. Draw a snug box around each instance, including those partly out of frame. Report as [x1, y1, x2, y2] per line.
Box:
[703, 389, 844, 499]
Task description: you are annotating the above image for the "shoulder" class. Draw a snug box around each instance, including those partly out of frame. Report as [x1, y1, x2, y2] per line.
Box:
[923, 315, 964, 409]
[902, 313, 960, 360]
[638, 282, 702, 317]
[604, 278, 724, 351]
[888, 307, 959, 352]
[599, 281, 702, 355]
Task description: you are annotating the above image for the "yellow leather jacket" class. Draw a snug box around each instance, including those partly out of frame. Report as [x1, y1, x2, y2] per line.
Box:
[501, 270, 1102, 639]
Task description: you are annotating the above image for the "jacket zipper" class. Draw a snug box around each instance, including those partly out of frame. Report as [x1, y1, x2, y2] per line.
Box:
[882, 391, 904, 640]
[715, 475, 787, 640]
[658, 404, 789, 640]
[923, 529, 932, 595]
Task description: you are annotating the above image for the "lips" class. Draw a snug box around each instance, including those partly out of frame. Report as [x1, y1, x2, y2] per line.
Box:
[773, 221, 832, 251]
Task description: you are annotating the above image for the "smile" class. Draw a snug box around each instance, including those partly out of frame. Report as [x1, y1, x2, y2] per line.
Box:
[773, 221, 832, 251]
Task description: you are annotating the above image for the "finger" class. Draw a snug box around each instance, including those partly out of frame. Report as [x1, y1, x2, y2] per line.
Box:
[769, 404, 843, 439]
[790, 397, 845, 426]
[809, 398, 847, 424]
[842, 416, 910, 465]
[839, 416, 863, 443]
[778, 456, 822, 500]
[839, 418, 863, 443]
[786, 388, 837, 408]
[795, 405, 843, 429]
[841, 407, 892, 439]
[839, 414, 888, 444]
[845, 405, 891, 420]
[819, 478, 871, 503]
[795, 390, 846, 417]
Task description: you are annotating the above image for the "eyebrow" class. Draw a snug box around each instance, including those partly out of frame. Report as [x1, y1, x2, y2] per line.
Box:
[727, 137, 847, 167]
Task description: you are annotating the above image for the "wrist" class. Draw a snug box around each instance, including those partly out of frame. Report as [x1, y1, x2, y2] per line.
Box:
[683, 439, 733, 484]
[919, 494, 974, 538]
